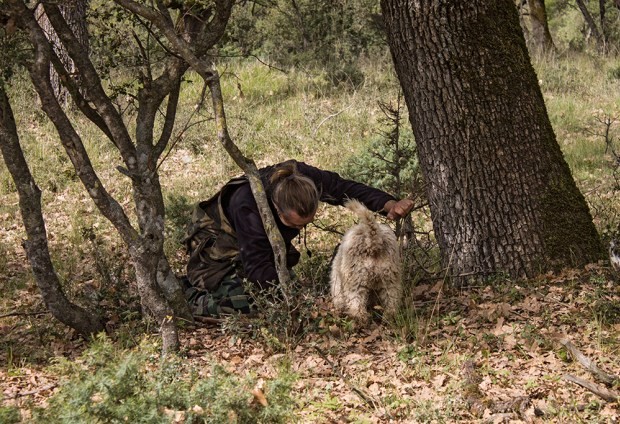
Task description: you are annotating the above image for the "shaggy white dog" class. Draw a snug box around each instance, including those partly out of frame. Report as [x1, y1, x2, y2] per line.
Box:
[330, 200, 402, 323]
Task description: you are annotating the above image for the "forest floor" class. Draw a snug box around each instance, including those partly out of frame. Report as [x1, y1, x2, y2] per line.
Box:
[1, 263, 619, 423]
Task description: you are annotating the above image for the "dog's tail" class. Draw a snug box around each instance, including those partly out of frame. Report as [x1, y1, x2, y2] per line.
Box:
[344, 199, 379, 227]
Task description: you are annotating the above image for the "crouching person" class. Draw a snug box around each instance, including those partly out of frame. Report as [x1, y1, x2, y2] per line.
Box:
[181, 160, 414, 317]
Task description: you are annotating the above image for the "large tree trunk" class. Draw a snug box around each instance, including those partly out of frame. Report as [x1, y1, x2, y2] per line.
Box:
[0, 86, 104, 339]
[381, 0, 603, 280]
[526, 0, 555, 54]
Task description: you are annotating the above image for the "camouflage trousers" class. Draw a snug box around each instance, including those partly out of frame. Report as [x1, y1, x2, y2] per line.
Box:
[182, 274, 252, 317]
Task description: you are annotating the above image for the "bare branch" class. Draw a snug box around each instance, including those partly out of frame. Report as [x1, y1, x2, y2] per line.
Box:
[114, 0, 216, 80]
[207, 71, 291, 286]
[5, 383, 58, 399]
[313, 104, 354, 137]
[563, 374, 619, 402]
[559, 338, 620, 387]
[156, 83, 209, 171]
[153, 79, 181, 157]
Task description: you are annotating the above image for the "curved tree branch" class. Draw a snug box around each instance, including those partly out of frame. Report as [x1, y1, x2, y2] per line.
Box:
[0, 85, 104, 339]
[8, 0, 139, 246]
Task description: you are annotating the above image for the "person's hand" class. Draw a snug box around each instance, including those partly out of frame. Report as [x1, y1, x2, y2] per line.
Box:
[384, 199, 415, 220]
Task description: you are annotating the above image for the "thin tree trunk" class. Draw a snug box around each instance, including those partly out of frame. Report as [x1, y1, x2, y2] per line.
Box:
[575, 0, 605, 50]
[599, 0, 609, 47]
[0, 86, 104, 339]
[38, 1, 193, 325]
[381, 0, 603, 281]
[8, 0, 182, 353]
[132, 250, 178, 353]
[526, 0, 555, 54]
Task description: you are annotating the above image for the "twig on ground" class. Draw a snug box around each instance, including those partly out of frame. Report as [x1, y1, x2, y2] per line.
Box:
[0, 310, 49, 319]
[5, 383, 58, 399]
[193, 316, 225, 325]
[461, 360, 487, 417]
[484, 413, 515, 423]
[563, 374, 619, 402]
[559, 338, 620, 386]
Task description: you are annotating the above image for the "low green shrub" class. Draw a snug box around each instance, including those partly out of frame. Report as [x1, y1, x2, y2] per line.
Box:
[0, 403, 21, 424]
[33, 334, 296, 423]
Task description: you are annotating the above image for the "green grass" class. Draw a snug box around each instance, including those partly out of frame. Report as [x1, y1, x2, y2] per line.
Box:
[535, 53, 620, 182]
[30, 334, 297, 424]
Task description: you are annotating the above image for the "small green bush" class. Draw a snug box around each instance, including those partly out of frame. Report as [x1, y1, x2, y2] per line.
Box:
[608, 64, 620, 80]
[0, 404, 21, 424]
[339, 109, 418, 198]
[33, 334, 296, 423]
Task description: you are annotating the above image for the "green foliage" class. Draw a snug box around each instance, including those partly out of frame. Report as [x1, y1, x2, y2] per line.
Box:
[0, 403, 21, 424]
[0, 20, 29, 84]
[87, 0, 173, 101]
[34, 334, 296, 423]
[339, 96, 419, 199]
[221, 0, 385, 85]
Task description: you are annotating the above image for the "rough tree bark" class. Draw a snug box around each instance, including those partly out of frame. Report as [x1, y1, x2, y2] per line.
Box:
[381, 0, 603, 280]
[35, 0, 89, 106]
[0, 85, 104, 339]
[526, 0, 555, 54]
[6, 0, 234, 353]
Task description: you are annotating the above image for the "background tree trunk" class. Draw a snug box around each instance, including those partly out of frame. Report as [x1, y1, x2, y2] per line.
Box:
[35, 0, 89, 107]
[527, 0, 555, 54]
[575, 0, 605, 50]
[0, 86, 104, 339]
[515, 0, 531, 44]
[599, 0, 609, 48]
[380, 0, 603, 280]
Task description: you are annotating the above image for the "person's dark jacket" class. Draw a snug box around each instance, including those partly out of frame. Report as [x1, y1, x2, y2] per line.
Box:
[222, 160, 395, 288]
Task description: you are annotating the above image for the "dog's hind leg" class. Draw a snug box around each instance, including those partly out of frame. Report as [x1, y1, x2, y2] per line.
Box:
[330, 272, 347, 313]
[343, 286, 370, 324]
[377, 279, 402, 319]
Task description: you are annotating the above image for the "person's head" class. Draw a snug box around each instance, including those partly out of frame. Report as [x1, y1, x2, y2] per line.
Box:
[270, 162, 319, 229]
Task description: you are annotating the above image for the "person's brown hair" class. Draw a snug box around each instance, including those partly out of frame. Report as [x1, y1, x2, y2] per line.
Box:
[270, 162, 319, 218]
